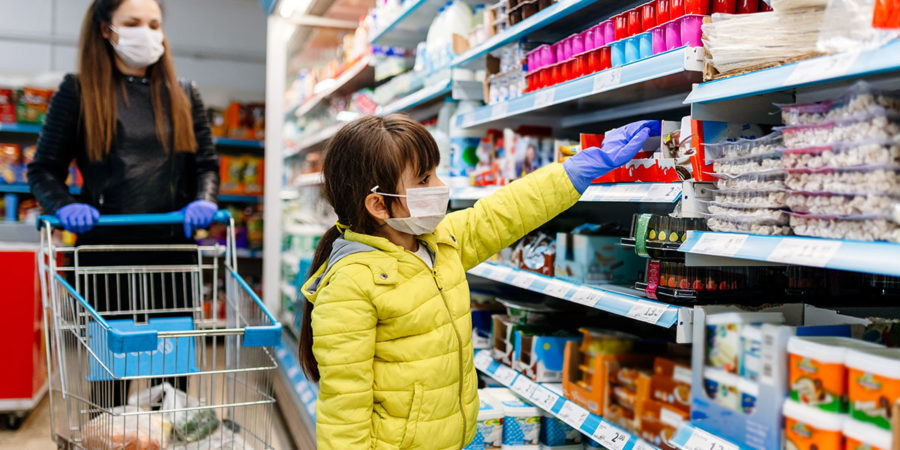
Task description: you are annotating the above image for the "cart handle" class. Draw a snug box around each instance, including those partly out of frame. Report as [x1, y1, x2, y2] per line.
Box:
[38, 210, 233, 229]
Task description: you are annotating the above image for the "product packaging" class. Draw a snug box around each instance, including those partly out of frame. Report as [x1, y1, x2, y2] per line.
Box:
[843, 417, 894, 450]
[16, 87, 53, 125]
[844, 347, 900, 430]
[0, 88, 15, 123]
[486, 388, 542, 448]
[561, 328, 638, 415]
[554, 231, 643, 286]
[706, 312, 785, 373]
[782, 399, 845, 450]
[514, 331, 582, 382]
[465, 390, 505, 450]
[538, 410, 582, 447]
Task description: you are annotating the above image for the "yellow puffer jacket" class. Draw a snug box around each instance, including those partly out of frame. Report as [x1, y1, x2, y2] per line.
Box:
[302, 164, 581, 450]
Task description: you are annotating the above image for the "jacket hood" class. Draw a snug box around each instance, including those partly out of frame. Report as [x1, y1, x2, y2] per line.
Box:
[302, 236, 378, 302]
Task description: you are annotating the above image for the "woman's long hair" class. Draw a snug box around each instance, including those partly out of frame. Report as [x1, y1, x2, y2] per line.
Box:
[298, 114, 440, 381]
[78, 0, 196, 162]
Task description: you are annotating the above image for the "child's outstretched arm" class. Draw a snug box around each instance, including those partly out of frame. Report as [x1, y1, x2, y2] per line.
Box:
[442, 120, 659, 270]
[311, 268, 377, 450]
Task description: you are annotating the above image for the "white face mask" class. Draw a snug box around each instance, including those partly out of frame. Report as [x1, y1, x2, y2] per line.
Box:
[372, 185, 450, 236]
[109, 25, 165, 69]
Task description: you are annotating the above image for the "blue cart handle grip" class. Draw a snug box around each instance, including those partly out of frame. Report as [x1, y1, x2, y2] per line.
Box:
[38, 210, 232, 229]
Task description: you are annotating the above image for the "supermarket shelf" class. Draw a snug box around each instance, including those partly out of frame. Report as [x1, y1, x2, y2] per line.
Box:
[274, 336, 318, 430]
[378, 77, 452, 115]
[679, 231, 900, 277]
[293, 172, 325, 187]
[289, 56, 372, 119]
[219, 194, 263, 203]
[213, 137, 264, 149]
[0, 184, 81, 195]
[451, 183, 682, 203]
[369, 0, 440, 48]
[454, 47, 704, 129]
[467, 262, 685, 332]
[281, 282, 297, 300]
[0, 122, 41, 134]
[685, 40, 900, 105]
[451, 0, 598, 69]
[474, 350, 658, 450]
[288, 124, 342, 156]
[670, 422, 745, 450]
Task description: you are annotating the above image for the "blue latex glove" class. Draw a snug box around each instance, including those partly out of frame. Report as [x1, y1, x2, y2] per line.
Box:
[55, 203, 100, 234]
[563, 120, 661, 193]
[182, 200, 218, 238]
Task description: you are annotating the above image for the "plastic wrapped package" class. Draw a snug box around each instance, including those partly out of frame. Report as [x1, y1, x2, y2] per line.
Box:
[779, 107, 900, 148]
[783, 140, 900, 170]
[713, 157, 784, 176]
[704, 132, 783, 161]
[786, 191, 900, 215]
[714, 171, 787, 191]
[707, 206, 789, 223]
[82, 406, 172, 450]
[712, 190, 787, 208]
[778, 81, 900, 126]
[785, 166, 900, 195]
[769, 0, 829, 10]
[816, 0, 900, 54]
[707, 216, 793, 235]
[789, 213, 900, 242]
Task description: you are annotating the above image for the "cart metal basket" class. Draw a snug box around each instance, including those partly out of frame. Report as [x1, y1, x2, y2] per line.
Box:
[38, 212, 281, 449]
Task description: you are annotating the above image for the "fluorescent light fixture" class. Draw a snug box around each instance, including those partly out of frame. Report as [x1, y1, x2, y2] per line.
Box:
[336, 111, 361, 122]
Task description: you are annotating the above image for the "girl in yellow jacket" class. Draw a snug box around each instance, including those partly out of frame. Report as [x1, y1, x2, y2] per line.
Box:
[299, 114, 658, 449]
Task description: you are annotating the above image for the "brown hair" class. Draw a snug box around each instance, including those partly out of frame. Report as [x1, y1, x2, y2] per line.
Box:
[78, 0, 196, 162]
[299, 114, 440, 381]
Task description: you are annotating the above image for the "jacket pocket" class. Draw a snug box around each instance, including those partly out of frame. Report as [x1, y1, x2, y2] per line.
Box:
[399, 384, 424, 448]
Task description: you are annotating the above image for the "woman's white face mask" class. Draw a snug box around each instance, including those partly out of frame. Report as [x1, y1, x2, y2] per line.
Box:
[109, 25, 165, 69]
[371, 185, 450, 236]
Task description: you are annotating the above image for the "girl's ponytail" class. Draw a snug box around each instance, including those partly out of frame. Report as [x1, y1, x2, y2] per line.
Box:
[298, 224, 341, 382]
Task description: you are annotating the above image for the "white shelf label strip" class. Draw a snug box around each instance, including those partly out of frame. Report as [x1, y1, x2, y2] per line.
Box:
[592, 68, 622, 93]
[591, 421, 630, 450]
[557, 401, 590, 429]
[783, 51, 859, 86]
[626, 300, 668, 324]
[690, 233, 748, 257]
[766, 238, 842, 268]
[682, 427, 740, 450]
[533, 89, 555, 109]
[474, 350, 494, 370]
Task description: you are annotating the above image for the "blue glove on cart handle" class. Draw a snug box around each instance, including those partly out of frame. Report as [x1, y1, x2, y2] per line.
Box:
[563, 120, 661, 193]
[55, 203, 100, 234]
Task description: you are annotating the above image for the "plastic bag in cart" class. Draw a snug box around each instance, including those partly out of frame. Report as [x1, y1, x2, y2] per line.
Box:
[82, 405, 172, 450]
[128, 382, 221, 443]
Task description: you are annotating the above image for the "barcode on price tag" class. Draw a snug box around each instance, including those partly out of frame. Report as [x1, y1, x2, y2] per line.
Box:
[533, 89, 555, 109]
[493, 365, 518, 385]
[529, 387, 559, 411]
[511, 376, 537, 397]
[474, 351, 493, 370]
[557, 402, 589, 429]
[571, 287, 603, 307]
[510, 273, 534, 289]
[766, 238, 841, 267]
[592, 68, 621, 93]
[690, 233, 748, 257]
[683, 427, 740, 450]
[492, 102, 508, 119]
[591, 421, 629, 450]
[626, 300, 668, 324]
[544, 280, 571, 298]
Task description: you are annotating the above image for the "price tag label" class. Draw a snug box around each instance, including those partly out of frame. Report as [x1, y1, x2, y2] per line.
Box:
[544, 280, 571, 298]
[581, 185, 604, 201]
[462, 115, 477, 128]
[557, 402, 589, 429]
[571, 287, 604, 307]
[683, 428, 740, 450]
[474, 351, 494, 370]
[511, 376, 538, 398]
[783, 51, 859, 86]
[591, 421, 629, 450]
[690, 233, 748, 257]
[493, 365, 518, 385]
[533, 89, 555, 109]
[626, 300, 668, 325]
[645, 183, 681, 202]
[767, 238, 842, 268]
[492, 102, 509, 119]
[632, 440, 656, 450]
[510, 273, 534, 289]
[530, 387, 559, 411]
[592, 68, 622, 93]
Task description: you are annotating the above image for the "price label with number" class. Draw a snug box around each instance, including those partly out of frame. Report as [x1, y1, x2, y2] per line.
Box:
[591, 421, 629, 450]
[626, 300, 668, 324]
[474, 351, 493, 370]
[510, 273, 534, 289]
[571, 287, 603, 307]
[533, 89, 555, 109]
[592, 68, 622, 93]
[644, 183, 681, 202]
[511, 376, 537, 397]
[543, 280, 571, 298]
[557, 402, 590, 429]
[492, 102, 509, 119]
[690, 233, 748, 257]
[683, 428, 740, 450]
[493, 365, 518, 385]
[529, 387, 559, 411]
[767, 238, 842, 268]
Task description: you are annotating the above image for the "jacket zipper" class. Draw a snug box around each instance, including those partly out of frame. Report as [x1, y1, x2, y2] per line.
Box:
[414, 243, 468, 447]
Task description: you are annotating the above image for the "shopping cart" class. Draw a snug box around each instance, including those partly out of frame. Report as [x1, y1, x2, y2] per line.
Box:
[37, 211, 281, 449]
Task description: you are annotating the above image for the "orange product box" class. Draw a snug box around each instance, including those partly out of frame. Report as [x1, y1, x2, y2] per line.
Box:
[639, 398, 689, 430]
[845, 347, 900, 431]
[637, 416, 678, 450]
[219, 155, 244, 195]
[241, 155, 264, 195]
[782, 399, 845, 450]
[650, 375, 691, 413]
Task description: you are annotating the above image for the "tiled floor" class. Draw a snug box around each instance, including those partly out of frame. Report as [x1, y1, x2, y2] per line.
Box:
[0, 394, 295, 449]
